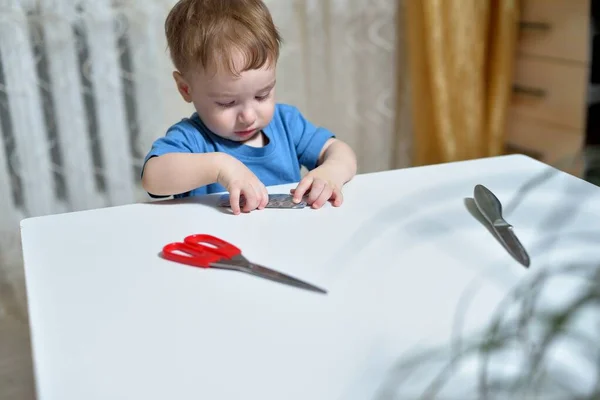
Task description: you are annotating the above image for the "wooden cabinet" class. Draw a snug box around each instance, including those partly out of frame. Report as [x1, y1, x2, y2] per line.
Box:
[505, 0, 590, 176]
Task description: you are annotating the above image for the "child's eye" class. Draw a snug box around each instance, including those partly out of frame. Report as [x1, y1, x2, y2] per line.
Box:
[255, 93, 270, 101]
[216, 101, 235, 108]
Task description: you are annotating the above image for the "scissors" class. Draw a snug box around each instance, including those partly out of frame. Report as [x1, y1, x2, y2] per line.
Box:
[161, 234, 327, 294]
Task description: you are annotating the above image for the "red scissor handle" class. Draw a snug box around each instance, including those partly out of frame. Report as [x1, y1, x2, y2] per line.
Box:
[162, 242, 222, 268]
[183, 234, 242, 258]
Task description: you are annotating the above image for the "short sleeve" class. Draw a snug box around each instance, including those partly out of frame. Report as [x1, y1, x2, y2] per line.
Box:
[141, 122, 208, 178]
[141, 120, 209, 198]
[282, 105, 335, 170]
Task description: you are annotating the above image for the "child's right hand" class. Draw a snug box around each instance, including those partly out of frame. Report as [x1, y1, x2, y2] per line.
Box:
[217, 155, 269, 215]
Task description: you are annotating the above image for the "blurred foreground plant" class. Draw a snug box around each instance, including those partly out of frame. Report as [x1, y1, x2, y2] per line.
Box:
[376, 262, 600, 399]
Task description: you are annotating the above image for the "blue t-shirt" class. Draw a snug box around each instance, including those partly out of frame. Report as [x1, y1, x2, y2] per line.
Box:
[143, 103, 335, 198]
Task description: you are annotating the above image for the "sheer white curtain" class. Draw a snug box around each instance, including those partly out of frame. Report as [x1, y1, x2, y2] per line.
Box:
[0, 1, 408, 397]
[267, 0, 409, 173]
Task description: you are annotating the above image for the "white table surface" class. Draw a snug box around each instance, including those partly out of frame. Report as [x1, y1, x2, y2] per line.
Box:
[20, 155, 600, 399]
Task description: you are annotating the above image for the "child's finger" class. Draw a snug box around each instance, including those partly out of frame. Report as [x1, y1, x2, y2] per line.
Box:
[229, 188, 241, 215]
[307, 180, 325, 205]
[242, 187, 259, 212]
[293, 177, 313, 203]
[312, 186, 332, 209]
[331, 188, 343, 207]
[259, 186, 269, 209]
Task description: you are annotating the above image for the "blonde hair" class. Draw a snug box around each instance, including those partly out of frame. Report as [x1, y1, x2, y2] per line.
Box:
[165, 0, 282, 76]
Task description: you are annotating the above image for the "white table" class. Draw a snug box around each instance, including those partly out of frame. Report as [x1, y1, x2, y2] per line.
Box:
[20, 155, 600, 399]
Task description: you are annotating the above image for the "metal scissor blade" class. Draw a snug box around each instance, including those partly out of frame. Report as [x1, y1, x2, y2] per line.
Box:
[245, 263, 327, 294]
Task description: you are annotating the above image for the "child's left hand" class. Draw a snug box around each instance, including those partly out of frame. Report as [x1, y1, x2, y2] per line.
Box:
[290, 164, 346, 209]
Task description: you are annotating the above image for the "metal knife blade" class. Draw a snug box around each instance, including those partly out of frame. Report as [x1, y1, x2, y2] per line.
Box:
[494, 224, 531, 267]
[473, 184, 531, 267]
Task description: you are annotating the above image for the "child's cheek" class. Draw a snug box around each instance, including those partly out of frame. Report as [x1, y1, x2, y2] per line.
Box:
[214, 112, 235, 134]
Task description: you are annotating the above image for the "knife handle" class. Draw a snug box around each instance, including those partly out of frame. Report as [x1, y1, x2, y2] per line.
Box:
[473, 184, 505, 225]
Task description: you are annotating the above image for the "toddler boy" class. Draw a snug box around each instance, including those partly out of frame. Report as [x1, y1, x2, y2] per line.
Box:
[142, 0, 357, 215]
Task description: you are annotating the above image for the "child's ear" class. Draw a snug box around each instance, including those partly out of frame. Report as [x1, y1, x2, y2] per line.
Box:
[173, 71, 192, 103]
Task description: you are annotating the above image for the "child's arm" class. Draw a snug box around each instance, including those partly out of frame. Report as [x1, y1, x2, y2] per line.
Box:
[316, 138, 357, 182]
[292, 138, 357, 208]
[142, 152, 269, 214]
[142, 152, 225, 196]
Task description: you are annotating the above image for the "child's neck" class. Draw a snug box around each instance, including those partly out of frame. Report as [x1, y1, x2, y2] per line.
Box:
[242, 130, 269, 148]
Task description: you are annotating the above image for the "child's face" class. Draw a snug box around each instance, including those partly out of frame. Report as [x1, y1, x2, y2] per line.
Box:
[175, 56, 276, 143]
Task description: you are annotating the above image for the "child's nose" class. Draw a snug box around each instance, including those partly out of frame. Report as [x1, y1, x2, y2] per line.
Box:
[238, 108, 257, 125]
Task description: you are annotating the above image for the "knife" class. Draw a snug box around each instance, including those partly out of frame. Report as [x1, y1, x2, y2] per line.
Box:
[473, 184, 531, 267]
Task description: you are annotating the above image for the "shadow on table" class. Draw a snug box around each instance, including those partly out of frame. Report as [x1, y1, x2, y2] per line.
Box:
[319, 162, 600, 398]
[139, 193, 234, 215]
[370, 167, 600, 399]
[323, 166, 570, 286]
[372, 257, 600, 400]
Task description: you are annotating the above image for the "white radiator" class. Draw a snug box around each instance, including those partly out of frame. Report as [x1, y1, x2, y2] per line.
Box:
[0, 0, 185, 263]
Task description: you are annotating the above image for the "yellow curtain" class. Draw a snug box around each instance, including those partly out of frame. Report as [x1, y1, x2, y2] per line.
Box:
[405, 0, 520, 166]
